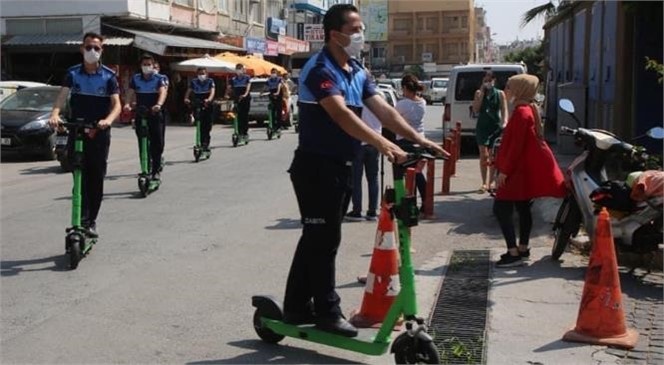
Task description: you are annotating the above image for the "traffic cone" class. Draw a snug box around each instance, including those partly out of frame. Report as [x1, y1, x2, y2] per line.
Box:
[350, 202, 402, 329]
[562, 208, 639, 349]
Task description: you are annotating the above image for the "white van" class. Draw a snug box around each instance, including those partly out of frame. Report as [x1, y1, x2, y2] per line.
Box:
[443, 64, 526, 138]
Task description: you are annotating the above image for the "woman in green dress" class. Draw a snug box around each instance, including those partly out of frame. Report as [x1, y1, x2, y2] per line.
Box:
[472, 71, 508, 193]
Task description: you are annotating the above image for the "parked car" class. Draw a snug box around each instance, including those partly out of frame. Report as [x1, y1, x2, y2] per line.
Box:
[377, 78, 402, 98]
[443, 64, 526, 139]
[426, 77, 448, 105]
[248, 78, 299, 127]
[0, 81, 47, 102]
[0, 85, 61, 160]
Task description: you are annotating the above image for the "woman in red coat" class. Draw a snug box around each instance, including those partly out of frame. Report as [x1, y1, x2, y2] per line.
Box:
[493, 74, 566, 267]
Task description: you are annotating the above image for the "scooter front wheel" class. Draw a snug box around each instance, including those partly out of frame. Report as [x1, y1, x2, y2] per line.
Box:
[267, 128, 273, 140]
[194, 147, 201, 162]
[232, 134, 239, 147]
[138, 176, 149, 197]
[552, 197, 581, 261]
[67, 235, 83, 270]
[392, 332, 439, 364]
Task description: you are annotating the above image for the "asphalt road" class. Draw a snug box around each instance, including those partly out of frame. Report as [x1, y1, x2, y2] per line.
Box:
[0, 104, 560, 364]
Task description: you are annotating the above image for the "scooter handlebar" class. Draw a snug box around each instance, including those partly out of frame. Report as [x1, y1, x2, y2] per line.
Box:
[58, 118, 98, 130]
[560, 126, 577, 135]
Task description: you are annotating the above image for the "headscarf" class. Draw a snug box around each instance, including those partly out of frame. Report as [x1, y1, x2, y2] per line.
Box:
[507, 74, 543, 138]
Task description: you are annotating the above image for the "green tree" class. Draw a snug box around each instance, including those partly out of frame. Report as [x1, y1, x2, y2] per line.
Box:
[504, 44, 545, 81]
[405, 64, 425, 80]
[521, 0, 574, 28]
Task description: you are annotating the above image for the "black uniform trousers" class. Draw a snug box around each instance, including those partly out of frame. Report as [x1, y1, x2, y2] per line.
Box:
[134, 110, 164, 173]
[68, 128, 110, 227]
[235, 97, 251, 136]
[284, 150, 353, 319]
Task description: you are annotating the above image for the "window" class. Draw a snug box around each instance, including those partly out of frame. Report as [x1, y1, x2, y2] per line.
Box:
[234, 0, 247, 21]
[461, 16, 468, 28]
[267, 0, 281, 18]
[218, 0, 229, 12]
[174, 0, 194, 7]
[6, 18, 82, 35]
[454, 71, 517, 101]
[442, 16, 460, 32]
[393, 45, 410, 58]
[372, 47, 386, 58]
[252, 0, 263, 23]
[394, 19, 411, 32]
[443, 42, 458, 58]
[426, 17, 438, 33]
[460, 42, 468, 58]
[432, 80, 448, 88]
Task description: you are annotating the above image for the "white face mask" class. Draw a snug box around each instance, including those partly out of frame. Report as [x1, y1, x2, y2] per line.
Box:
[236, 69, 244, 75]
[271, 73, 277, 78]
[83, 49, 101, 64]
[198, 75, 207, 81]
[339, 32, 364, 58]
[142, 65, 154, 75]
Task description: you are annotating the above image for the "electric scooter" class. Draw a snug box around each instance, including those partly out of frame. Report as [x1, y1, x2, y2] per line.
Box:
[552, 98, 664, 260]
[59, 118, 98, 270]
[252, 149, 442, 364]
[191, 99, 211, 162]
[231, 101, 249, 147]
[266, 94, 282, 141]
[135, 106, 160, 197]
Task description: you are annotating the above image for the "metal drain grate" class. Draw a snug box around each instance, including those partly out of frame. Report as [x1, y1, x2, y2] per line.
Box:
[428, 250, 491, 365]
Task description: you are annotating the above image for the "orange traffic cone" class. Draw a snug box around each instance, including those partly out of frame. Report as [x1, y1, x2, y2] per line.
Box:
[349, 202, 402, 329]
[562, 208, 639, 349]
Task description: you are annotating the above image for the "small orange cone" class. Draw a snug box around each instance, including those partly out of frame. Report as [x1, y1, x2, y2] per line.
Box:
[562, 208, 639, 349]
[350, 201, 402, 329]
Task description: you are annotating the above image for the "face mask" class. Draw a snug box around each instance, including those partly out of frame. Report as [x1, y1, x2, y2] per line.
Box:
[339, 32, 364, 58]
[142, 65, 153, 74]
[271, 73, 277, 78]
[83, 49, 101, 64]
[198, 75, 207, 81]
[484, 82, 492, 90]
[236, 70, 243, 75]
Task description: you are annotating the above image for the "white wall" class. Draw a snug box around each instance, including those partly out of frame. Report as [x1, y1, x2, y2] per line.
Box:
[0, 0, 132, 18]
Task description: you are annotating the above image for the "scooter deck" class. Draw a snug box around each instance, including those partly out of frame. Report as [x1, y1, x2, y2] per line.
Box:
[262, 318, 391, 356]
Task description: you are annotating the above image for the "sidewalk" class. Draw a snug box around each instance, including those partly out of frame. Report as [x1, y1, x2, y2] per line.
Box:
[432, 154, 663, 365]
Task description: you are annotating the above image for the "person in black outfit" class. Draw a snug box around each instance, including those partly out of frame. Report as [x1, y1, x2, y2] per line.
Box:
[282, 4, 448, 337]
[229, 64, 251, 138]
[184, 67, 215, 150]
[266, 67, 283, 131]
[48, 32, 121, 237]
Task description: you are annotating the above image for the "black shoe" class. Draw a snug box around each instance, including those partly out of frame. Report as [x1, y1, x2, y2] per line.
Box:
[496, 253, 523, 268]
[345, 211, 363, 222]
[315, 316, 358, 337]
[83, 223, 98, 238]
[365, 211, 378, 221]
[283, 311, 317, 325]
[519, 248, 531, 260]
[151, 172, 161, 181]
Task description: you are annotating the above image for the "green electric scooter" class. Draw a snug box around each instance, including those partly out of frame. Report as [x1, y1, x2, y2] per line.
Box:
[252, 149, 442, 364]
[231, 100, 249, 147]
[60, 118, 99, 270]
[266, 95, 282, 141]
[136, 106, 160, 197]
[192, 99, 211, 162]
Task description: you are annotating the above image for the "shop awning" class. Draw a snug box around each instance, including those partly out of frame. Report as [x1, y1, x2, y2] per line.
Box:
[115, 27, 244, 56]
[1, 34, 134, 46]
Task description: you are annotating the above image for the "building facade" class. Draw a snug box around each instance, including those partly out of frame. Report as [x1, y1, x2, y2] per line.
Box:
[381, 0, 475, 76]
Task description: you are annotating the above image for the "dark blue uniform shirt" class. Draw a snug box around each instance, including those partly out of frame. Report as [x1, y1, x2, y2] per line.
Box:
[64, 64, 119, 122]
[189, 77, 215, 101]
[129, 73, 167, 107]
[231, 74, 251, 100]
[267, 76, 283, 92]
[297, 47, 377, 161]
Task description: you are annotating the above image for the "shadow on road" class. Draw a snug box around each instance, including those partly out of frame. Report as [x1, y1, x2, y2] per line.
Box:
[1, 255, 68, 276]
[265, 218, 301, 230]
[18, 164, 63, 175]
[165, 159, 196, 166]
[103, 191, 145, 200]
[187, 339, 360, 364]
[105, 173, 137, 181]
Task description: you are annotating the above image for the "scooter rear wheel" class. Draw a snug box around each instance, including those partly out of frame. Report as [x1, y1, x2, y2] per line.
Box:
[392, 332, 440, 364]
[232, 134, 239, 147]
[552, 197, 580, 261]
[194, 148, 201, 163]
[267, 128, 273, 140]
[253, 302, 285, 344]
[138, 177, 149, 197]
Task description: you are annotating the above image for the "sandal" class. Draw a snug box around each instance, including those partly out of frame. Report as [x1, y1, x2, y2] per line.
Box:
[478, 185, 488, 194]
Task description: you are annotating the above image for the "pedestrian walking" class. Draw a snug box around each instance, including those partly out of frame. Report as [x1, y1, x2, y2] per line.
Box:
[493, 74, 566, 268]
[395, 74, 428, 211]
[48, 32, 121, 238]
[472, 71, 508, 194]
[282, 4, 447, 338]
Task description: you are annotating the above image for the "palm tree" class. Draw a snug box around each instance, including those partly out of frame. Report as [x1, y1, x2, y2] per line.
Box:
[521, 0, 573, 28]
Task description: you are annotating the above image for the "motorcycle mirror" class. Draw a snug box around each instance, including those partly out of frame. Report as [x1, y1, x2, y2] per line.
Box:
[535, 93, 545, 103]
[646, 126, 664, 140]
[558, 99, 575, 114]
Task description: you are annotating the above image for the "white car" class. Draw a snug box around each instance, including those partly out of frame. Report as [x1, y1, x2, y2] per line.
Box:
[427, 78, 448, 105]
[248, 78, 298, 127]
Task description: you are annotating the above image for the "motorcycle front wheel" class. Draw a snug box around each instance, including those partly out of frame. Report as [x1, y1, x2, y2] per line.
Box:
[552, 197, 581, 261]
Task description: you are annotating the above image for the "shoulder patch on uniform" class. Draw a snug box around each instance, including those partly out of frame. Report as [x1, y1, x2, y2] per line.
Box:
[321, 80, 334, 90]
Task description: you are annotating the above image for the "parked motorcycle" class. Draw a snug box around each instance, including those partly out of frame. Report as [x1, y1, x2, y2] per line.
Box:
[551, 98, 664, 260]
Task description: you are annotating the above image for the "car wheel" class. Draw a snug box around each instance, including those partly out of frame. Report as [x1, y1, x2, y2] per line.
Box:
[42, 135, 57, 161]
